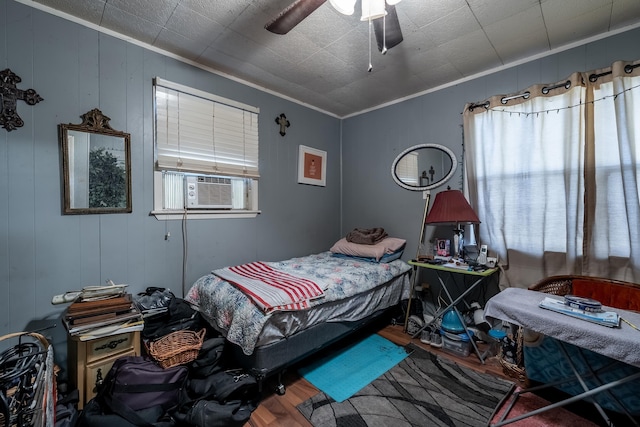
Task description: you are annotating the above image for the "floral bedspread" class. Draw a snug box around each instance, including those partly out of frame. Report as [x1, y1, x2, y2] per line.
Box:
[185, 251, 411, 355]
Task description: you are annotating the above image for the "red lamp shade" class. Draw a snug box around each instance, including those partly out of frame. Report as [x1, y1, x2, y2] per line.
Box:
[425, 190, 480, 225]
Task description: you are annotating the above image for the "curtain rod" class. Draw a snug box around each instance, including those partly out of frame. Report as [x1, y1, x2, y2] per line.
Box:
[625, 63, 640, 73]
[501, 91, 530, 104]
[469, 62, 640, 112]
[589, 70, 611, 82]
[469, 82, 569, 110]
[467, 101, 489, 112]
[589, 63, 640, 82]
[542, 80, 572, 94]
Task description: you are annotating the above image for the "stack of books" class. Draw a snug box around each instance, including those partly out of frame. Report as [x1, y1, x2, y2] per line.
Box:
[64, 293, 144, 339]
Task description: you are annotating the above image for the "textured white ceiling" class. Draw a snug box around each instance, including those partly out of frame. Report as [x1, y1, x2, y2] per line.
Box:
[19, 0, 640, 117]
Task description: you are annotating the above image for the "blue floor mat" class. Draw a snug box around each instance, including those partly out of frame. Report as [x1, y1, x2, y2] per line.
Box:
[298, 333, 408, 402]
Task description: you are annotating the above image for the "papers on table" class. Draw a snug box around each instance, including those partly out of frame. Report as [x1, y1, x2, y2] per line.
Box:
[63, 292, 145, 340]
[76, 320, 144, 341]
[539, 297, 620, 327]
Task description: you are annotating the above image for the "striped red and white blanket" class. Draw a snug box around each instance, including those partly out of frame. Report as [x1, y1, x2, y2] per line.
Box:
[212, 261, 326, 314]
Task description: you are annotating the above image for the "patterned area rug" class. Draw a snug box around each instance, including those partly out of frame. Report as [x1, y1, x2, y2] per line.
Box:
[297, 343, 514, 426]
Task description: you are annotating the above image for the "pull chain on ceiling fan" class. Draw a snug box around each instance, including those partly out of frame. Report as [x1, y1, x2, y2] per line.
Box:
[266, 0, 404, 71]
[368, 19, 373, 72]
[362, 0, 384, 71]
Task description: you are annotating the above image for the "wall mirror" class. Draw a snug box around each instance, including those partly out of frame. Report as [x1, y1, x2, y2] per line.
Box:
[59, 109, 132, 214]
[391, 143, 457, 191]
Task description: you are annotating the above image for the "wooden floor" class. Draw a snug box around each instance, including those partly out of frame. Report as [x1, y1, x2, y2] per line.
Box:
[245, 324, 519, 427]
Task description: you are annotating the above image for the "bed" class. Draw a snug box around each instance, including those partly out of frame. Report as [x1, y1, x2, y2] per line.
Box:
[185, 249, 411, 392]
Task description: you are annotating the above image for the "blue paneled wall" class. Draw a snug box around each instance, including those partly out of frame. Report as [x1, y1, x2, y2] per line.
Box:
[2, 0, 639, 370]
[0, 0, 341, 362]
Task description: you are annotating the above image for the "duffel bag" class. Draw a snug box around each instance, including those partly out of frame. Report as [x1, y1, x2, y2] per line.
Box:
[77, 398, 174, 427]
[176, 399, 257, 427]
[173, 369, 259, 427]
[100, 356, 187, 412]
[187, 370, 258, 403]
[79, 356, 187, 426]
[188, 336, 225, 378]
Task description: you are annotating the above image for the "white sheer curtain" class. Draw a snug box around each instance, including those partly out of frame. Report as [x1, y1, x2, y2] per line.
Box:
[463, 61, 640, 287]
[588, 62, 640, 281]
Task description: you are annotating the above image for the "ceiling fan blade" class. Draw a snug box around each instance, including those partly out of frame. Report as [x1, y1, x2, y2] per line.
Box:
[265, 0, 327, 35]
[373, 4, 403, 52]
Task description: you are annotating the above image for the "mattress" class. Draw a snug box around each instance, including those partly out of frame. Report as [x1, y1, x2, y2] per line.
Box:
[185, 251, 411, 356]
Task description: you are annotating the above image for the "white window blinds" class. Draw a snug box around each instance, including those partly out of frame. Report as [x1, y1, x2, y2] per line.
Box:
[154, 78, 260, 178]
[396, 152, 419, 186]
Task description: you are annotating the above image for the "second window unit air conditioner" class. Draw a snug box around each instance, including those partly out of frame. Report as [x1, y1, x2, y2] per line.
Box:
[185, 175, 233, 209]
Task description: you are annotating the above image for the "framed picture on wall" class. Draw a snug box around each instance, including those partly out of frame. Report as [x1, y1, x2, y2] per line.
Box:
[298, 145, 326, 187]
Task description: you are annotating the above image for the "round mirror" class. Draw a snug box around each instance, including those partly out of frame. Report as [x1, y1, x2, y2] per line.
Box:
[391, 144, 457, 191]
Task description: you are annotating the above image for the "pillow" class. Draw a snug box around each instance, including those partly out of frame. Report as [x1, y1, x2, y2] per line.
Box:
[331, 247, 405, 263]
[330, 237, 406, 261]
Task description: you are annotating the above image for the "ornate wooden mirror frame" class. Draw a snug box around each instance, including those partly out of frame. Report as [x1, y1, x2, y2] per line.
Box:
[59, 109, 132, 214]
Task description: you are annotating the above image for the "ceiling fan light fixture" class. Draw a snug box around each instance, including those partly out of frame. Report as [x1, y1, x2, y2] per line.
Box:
[330, 0, 356, 15]
[361, 0, 387, 21]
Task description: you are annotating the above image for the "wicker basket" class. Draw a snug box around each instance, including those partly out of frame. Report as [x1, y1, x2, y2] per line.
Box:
[498, 326, 528, 385]
[147, 328, 206, 368]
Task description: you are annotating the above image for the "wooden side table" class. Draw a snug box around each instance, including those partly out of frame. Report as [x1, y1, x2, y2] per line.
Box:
[67, 330, 141, 409]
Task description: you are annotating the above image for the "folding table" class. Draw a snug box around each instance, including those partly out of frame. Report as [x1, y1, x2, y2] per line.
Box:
[404, 259, 499, 363]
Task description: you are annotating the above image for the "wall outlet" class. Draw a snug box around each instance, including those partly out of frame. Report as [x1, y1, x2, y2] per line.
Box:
[486, 256, 497, 267]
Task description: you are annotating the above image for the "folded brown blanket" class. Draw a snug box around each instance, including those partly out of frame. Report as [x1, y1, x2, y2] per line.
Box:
[346, 227, 388, 245]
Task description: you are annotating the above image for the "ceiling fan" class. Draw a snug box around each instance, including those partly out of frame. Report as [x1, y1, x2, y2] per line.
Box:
[265, 0, 404, 54]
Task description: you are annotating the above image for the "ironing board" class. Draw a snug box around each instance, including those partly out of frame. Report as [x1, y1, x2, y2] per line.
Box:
[485, 287, 640, 426]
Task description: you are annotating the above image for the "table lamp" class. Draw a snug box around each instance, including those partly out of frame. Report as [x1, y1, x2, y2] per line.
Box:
[425, 189, 480, 260]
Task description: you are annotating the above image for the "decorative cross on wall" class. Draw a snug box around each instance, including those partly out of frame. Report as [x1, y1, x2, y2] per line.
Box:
[0, 68, 43, 132]
[275, 113, 290, 137]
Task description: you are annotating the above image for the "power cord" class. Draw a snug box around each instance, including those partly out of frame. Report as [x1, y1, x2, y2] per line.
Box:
[0, 343, 41, 386]
[0, 333, 48, 427]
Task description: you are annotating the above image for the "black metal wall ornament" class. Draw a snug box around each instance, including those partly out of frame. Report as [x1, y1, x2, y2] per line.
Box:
[0, 68, 43, 132]
[275, 113, 290, 137]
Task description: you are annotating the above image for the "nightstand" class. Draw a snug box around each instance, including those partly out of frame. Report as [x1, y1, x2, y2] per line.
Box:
[67, 330, 141, 409]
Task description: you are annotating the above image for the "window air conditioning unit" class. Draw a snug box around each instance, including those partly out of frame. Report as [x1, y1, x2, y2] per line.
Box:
[185, 175, 233, 209]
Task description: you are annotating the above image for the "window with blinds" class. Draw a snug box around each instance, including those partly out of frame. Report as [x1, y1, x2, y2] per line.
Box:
[154, 78, 259, 176]
[152, 78, 260, 217]
[396, 152, 419, 186]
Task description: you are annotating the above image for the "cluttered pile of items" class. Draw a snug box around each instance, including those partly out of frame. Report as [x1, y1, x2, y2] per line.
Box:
[52, 284, 261, 427]
[56, 282, 144, 340]
[407, 301, 520, 369]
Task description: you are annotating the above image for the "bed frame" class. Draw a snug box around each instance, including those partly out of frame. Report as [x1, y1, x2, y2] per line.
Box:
[188, 251, 412, 394]
[224, 305, 396, 394]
